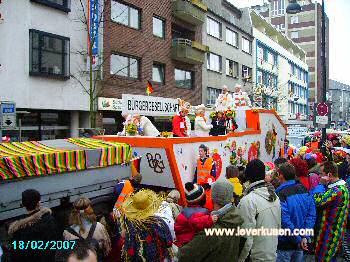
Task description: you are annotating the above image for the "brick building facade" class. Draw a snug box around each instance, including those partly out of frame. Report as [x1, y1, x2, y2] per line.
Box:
[102, 0, 206, 104]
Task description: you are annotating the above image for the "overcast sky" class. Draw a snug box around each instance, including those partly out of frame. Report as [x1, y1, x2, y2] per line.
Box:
[229, 0, 350, 85]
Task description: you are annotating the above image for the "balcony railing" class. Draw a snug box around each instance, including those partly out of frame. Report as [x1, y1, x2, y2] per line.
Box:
[172, 0, 207, 26]
[171, 38, 208, 64]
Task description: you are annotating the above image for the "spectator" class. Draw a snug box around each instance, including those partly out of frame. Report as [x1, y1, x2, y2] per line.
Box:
[113, 175, 142, 211]
[225, 165, 243, 198]
[237, 159, 281, 262]
[272, 158, 288, 189]
[177, 181, 244, 262]
[63, 197, 111, 260]
[8, 189, 60, 262]
[166, 190, 183, 221]
[275, 163, 316, 262]
[119, 189, 173, 262]
[175, 182, 216, 247]
[56, 242, 98, 262]
[290, 158, 311, 191]
[202, 183, 214, 211]
[314, 161, 349, 262]
[305, 156, 321, 190]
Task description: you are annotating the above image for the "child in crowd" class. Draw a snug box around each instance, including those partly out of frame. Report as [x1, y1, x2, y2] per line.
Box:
[174, 183, 217, 247]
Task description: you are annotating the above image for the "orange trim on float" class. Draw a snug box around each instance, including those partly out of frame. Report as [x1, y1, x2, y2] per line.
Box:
[165, 147, 187, 206]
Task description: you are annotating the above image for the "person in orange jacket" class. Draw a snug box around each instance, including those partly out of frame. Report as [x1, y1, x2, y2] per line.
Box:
[113, 175, 142, 212]
[193, 144, 216, 185]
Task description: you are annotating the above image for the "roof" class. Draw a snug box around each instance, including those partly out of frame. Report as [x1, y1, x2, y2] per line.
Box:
[329, 79, 350, 92]
[250, 10, 306, 61]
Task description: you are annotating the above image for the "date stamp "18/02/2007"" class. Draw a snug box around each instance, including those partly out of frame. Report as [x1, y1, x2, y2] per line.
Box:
[11, 241, 76, 250]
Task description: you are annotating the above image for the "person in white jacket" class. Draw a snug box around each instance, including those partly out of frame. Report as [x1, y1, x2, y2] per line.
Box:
[215, 85, 233, 112]
[134, 115, 160, 137]
[237, 159, 281, 262]
[194, 104, 212, 137]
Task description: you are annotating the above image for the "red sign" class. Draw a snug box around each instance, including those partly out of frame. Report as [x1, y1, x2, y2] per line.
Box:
[316, 102, 329, 116]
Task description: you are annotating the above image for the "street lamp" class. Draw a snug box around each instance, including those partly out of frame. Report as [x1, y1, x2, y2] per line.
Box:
[287, 0, 327, 151]
[286, 0, 302, 14]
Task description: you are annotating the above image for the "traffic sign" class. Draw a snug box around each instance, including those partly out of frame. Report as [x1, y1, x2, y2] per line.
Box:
[315, 115, 328, 125]
[0, 102, 16, 129]
[317, 102, 329, 116]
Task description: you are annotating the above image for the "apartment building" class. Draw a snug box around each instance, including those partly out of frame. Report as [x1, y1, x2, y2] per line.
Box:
[252, 0, 329, 119]
[201, 0, 254, 106]
[329, 80, 350, 127]
[0, 0, 90, 141]
[100, 0, 208, 131]
[251, 11, 309, 124]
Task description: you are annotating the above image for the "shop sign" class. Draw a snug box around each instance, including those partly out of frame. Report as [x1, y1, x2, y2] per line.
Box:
[98, 97, 122, 111]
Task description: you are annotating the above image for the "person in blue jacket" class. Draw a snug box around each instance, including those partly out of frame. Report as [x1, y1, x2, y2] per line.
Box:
[275, 163, 316, 262]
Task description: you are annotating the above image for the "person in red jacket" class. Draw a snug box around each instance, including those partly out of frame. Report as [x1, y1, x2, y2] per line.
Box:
[174, 182, 217, 247]
[172, 98, 191, 137]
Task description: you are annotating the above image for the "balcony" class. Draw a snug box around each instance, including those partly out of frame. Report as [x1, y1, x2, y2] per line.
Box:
[258, 59, 278, 75]
[172, 0, 207, 26]
[171, 38, 209, 64]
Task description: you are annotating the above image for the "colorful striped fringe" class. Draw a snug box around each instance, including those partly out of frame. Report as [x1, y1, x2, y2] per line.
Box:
[67, 138, 132, 167]
[0, 141, 86, 180]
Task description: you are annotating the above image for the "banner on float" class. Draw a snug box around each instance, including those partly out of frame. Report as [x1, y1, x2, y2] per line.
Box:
[122, 94, 180, 117]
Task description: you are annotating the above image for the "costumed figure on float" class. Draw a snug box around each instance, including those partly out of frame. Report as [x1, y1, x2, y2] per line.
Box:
[209, 111, 227, 136]
[215, 85, 233, 112]
[133, 115, 160, 137]
[194, 104, 213, 137]
[232, 84, 252, 132]
[172, 99, 191, 137]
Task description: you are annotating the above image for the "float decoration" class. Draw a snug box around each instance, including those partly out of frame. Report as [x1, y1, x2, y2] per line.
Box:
[211, 149, 223, 179]
[126, 123, 138, 136]
[265, 125, 277, 156]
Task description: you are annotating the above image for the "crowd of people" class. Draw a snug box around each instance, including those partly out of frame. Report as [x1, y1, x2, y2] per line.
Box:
[2, 131, 350, 262]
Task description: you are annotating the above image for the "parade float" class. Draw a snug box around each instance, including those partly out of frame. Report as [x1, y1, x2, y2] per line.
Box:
[96, 93, 287, 203]
[0, 138, 133, 220]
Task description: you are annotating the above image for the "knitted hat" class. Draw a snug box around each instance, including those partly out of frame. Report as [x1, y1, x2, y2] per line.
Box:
[184, 182, 205, 205]
[211, 181, 234, 206]
[166, 190, 181, 203]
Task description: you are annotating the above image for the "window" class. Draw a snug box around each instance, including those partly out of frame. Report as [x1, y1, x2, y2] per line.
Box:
[257, 46, 264, 61]
[111, 1, 140, 29]
[153, 16, 165, 39]
[291, 31, 299, 39]
[29, 29, 70, 78]
[152, 63, 165, 84]
[226, 59, 238, 78]
[291, 16, 299, 24]
[275, 24, 285, 30]
[257, 70, 263, 84]
[272, 0, 285, 17]
[31, 0, 71, 12]
[242, 37, 252, 54]
[226, 28, 238, 47]
[207, 17, 222, 39]
[207, 87, 221, 105]
[175, 68, 193, 89]
[207, 53, 222, 73]
[242, 65, 252, 80]
[267, 52, 275, 65]
[110, 53, 139, 79]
